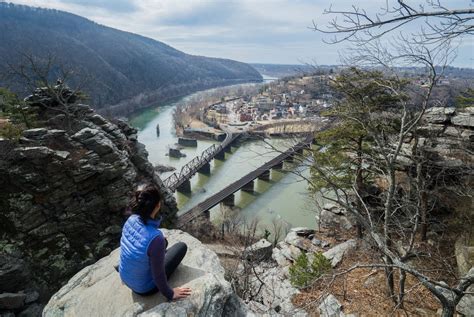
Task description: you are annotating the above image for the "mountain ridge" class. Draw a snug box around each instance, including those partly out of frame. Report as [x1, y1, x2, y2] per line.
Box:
[0, 3, 262, 115]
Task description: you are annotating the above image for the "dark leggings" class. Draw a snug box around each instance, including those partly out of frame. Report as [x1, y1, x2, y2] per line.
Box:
[137, 242, 188, 296]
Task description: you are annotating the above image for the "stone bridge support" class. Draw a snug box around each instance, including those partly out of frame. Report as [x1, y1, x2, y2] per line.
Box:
[198, 162, 211, 174]
[177, 180, 191, 194]
[273, 162, 283, 170]
[258, 170, 270, 181]
[242, 180, 254, 193]
[215, 150, 225, 160]
[222, 194, 235, 207]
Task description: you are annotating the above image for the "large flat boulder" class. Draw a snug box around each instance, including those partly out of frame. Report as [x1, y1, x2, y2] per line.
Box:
[43, 229, 246, 317]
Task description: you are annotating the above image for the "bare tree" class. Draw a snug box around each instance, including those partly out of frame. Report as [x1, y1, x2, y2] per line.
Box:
[312, 0, 474, 45]
[4, 53, 89, 131]
[300, 1, 474, 316]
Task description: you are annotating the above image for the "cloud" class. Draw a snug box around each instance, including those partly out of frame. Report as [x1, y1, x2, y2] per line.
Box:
[5, 0, 474, 67]
[59, 0, 137, 13]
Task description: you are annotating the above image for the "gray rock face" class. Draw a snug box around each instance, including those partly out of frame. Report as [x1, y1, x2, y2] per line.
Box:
[319, 294, 343, 317]
[319, 205, 355, 231]
[244, 239, 273, 262]
[323, 240, 357, 267]
[0, 100, 178, 311]
[424, 107, 455, 124]
[457, 268, 474, 316]
[0, 292, 26, 310]
[43, 230, 245, 317]
[452, 112, 474, 128]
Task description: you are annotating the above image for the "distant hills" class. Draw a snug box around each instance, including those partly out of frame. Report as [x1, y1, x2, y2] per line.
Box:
[0, 3, 262, 116]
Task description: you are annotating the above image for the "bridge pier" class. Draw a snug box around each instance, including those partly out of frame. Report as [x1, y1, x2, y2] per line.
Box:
[198, 162, 211, 174]
[242, 180, 254, 193]
[273, 162, 283, 170]
[215, 150, 225, 160]
[285, 155, 294, 162]
[296, 147, 304, 154]
[224, 145, 232, 153]
[258, 170, 271, 181]
[176, 180, 191, 194]
[222, 193, 235, 207]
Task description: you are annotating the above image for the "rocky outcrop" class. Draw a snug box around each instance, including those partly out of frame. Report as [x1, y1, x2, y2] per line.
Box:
[318, 204, 356, 231]
[0, 89, 178, 315]
[323, 240, 357, 268]
[43, 229, 247, 317]
[416, 107, 473, 170]
[239, 228, 357, 316]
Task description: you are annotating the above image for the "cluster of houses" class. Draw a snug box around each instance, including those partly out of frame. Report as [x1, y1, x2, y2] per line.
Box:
[205, 75, 334, 124]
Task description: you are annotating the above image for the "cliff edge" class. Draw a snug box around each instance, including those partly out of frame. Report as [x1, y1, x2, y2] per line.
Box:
[0, 86, 177, 315]
[43, 229, 247, 317]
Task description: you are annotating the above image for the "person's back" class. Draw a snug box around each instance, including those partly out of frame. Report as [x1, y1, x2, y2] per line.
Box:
[119, 214, 162, 293]
[118, 183, 191, 301]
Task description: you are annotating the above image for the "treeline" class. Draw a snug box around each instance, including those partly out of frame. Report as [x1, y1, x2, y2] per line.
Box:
[0, 3, 262, 112]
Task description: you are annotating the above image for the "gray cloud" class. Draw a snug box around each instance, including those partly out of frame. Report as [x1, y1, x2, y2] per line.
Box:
[57, 0, 137, 13]
[7, 0, 474, 67]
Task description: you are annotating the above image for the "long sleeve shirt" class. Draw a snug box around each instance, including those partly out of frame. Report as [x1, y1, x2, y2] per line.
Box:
[147, 235, 174, 300]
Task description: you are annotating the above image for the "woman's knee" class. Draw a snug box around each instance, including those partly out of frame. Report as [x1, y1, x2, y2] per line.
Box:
[176, 242, 187, 254]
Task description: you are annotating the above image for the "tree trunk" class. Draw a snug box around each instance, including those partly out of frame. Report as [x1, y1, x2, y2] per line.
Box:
[355, 136, 364, 238]
[420, 190, 428, 241]
[384, 256, 396, 302]
[398, 269, 406, 307]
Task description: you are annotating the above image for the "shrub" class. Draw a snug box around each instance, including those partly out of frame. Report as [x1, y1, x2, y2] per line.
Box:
[289, 252, 331, 288]
[0, 122, 24, 141]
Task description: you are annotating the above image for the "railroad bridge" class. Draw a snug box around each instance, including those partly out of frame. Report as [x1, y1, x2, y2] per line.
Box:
[175, 135, 314, 228]
[164, 131, 241, 193]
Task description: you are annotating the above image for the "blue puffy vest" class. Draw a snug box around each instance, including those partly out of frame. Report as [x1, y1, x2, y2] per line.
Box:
[119, 214, 162, 293]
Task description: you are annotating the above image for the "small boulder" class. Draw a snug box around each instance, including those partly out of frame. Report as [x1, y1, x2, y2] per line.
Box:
[285, 231, 318, 252]
[272, 247, 291, 267]
[323, 239, 357, 267]
[319, 294, 343, 317]
[244, 239, 273, 262]
[278, 242, 302, 262]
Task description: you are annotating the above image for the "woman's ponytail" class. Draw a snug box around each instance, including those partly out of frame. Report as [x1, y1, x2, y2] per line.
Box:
[129, 184, 162, 224]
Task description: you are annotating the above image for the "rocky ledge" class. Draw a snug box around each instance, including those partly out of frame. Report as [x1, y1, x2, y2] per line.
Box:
[0, 89, 178, 315]
[43, 229, 247, 317]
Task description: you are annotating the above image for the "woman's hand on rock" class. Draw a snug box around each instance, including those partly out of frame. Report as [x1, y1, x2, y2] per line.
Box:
[172, 287, 192, 300]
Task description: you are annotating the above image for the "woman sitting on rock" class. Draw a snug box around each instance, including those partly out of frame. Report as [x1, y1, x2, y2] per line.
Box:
[119, 183, 191, 301]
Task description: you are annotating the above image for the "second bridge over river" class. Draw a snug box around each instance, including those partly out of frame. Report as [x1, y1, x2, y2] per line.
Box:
[175, 135, 314, 228]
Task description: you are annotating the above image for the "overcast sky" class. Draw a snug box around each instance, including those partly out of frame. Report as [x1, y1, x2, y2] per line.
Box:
[7, 0, 474, 67]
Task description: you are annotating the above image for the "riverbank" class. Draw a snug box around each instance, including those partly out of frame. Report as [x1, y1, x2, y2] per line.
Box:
[128, 85, 320, 233]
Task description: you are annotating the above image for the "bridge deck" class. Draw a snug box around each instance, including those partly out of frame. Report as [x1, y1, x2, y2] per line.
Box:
[176, 136, 312, 228]
[164, 131, 238, 191]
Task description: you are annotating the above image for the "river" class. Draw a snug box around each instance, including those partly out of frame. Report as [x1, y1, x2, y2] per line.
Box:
[129, 86, 318, 233]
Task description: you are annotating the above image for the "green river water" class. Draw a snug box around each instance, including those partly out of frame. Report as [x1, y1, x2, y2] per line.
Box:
[129, 90, 318, 232]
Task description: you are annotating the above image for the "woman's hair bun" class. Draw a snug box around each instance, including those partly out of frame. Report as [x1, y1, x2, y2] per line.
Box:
[129, 184, 163, 224]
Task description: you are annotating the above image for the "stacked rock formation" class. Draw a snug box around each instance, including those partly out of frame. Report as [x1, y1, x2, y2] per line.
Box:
[0, 88, 177, 316]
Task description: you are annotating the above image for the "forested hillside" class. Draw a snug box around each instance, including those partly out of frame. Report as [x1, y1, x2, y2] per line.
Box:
[0, 3, 262, 115]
